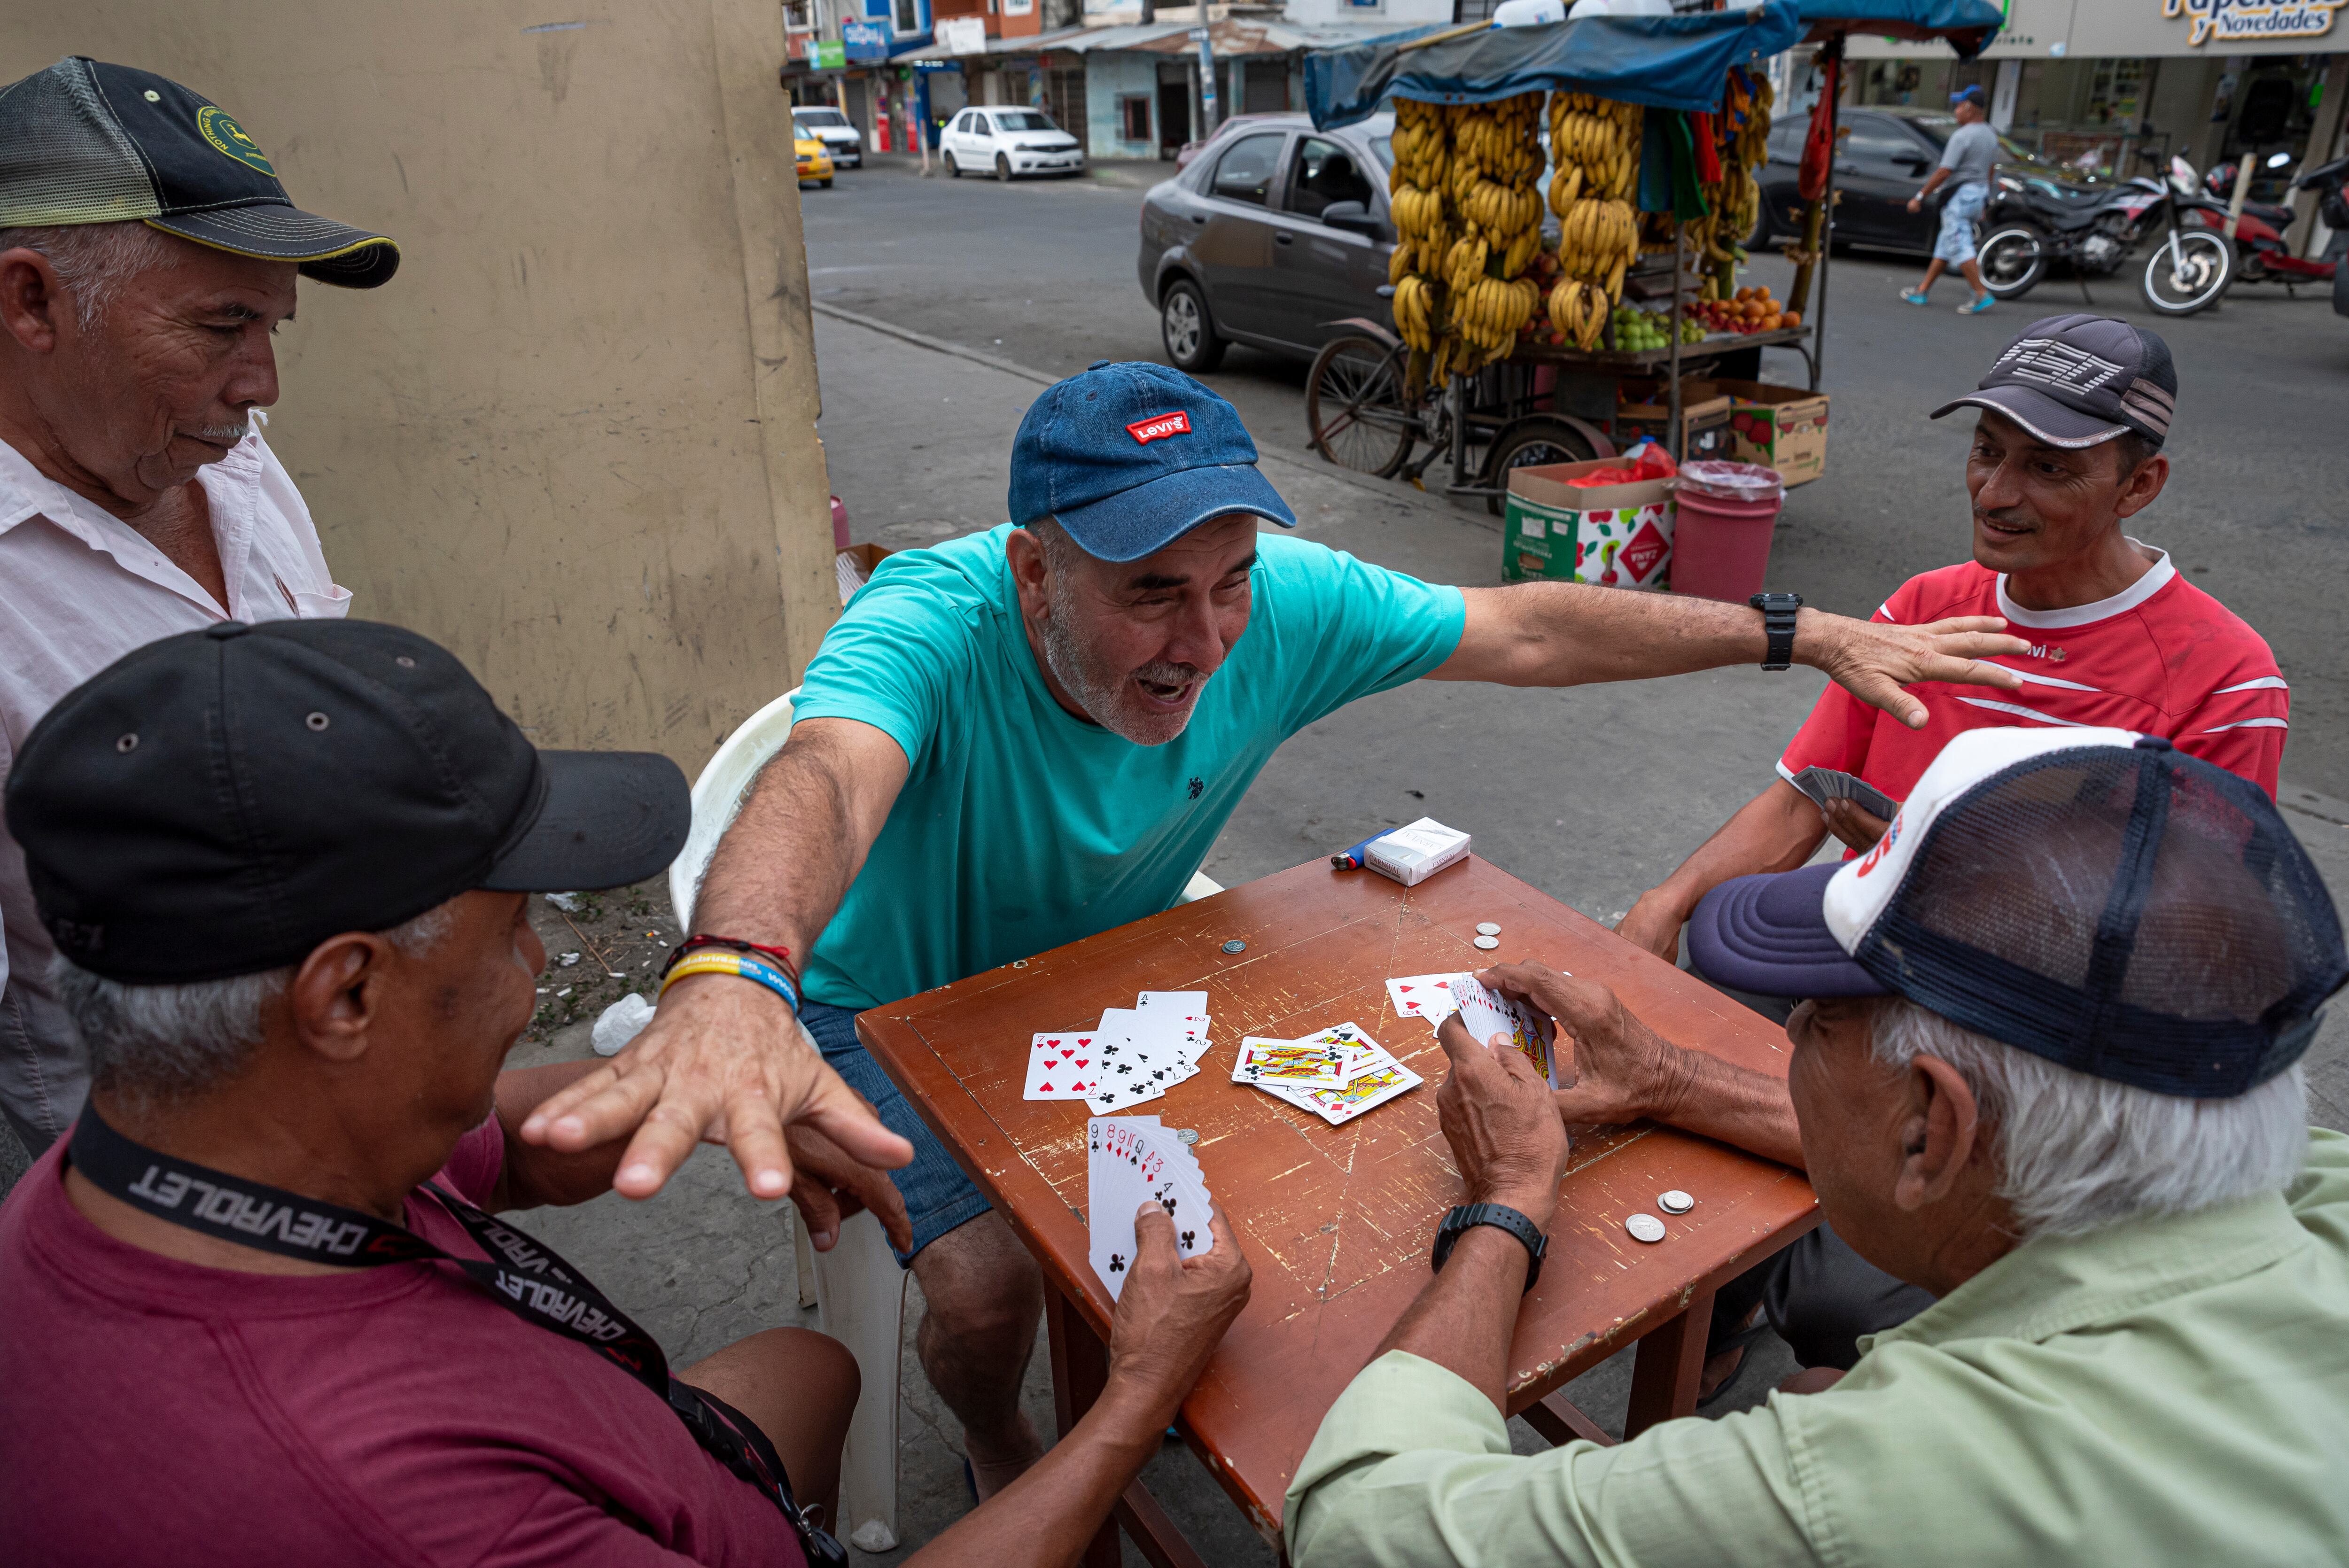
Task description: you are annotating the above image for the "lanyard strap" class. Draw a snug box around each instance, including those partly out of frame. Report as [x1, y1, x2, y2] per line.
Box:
[67, 1109, 845, 1566]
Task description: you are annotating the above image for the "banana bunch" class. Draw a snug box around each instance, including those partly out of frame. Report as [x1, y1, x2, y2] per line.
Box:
[1546, 276, 1610, 353]
[1392, 272, 1439, 353]
[1546, 92, 1642, 211]
[1700, 67, 1775, 285]
[1558, 195, 1639, 299]
[1389, 98, 1451, 191]
[1461, 178, 1541, 239]
[1449, 93, 1544, 186]
[1449, 274, 1541, 361]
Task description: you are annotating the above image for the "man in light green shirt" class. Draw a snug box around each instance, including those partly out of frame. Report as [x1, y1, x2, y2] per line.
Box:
[1287, 726, 2349, 1566]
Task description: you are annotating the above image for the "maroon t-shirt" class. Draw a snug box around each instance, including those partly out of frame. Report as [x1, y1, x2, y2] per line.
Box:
[0, 1119, 806, 1567]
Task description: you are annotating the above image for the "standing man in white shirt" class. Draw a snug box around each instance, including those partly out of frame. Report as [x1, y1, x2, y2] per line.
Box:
[0, 57, 399, 1152]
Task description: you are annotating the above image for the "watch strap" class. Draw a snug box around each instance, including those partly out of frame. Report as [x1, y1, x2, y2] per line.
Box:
[1431, 1202, 1548, 1294]
[1749, 592, 1803, 671]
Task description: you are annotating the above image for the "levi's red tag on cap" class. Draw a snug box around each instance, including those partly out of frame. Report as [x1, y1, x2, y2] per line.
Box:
[1126, 411, 1191, 444]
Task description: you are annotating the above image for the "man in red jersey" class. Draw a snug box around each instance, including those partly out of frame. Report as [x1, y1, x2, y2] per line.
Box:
[1619, 314, 2286, 970]
[1613, 314, 2288, 1400]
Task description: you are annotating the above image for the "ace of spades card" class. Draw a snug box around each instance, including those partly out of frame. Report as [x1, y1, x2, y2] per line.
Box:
[1023, 1032, 1101, 1100]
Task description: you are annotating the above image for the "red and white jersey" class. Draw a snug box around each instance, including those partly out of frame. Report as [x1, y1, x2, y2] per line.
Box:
[1781, 545, 2287, 810]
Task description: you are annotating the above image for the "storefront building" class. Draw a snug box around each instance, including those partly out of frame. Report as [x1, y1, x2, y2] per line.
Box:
[1845, 0, 2347, 248]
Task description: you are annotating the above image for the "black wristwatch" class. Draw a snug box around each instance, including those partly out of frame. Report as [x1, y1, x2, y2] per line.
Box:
[1749, 592, 1804, 670]
[1431, 1203, 1548, 1294]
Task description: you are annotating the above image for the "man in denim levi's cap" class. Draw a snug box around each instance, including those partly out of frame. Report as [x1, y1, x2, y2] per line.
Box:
[1286, 727, 2349, 1567]
[521, 362, 2038, 1505]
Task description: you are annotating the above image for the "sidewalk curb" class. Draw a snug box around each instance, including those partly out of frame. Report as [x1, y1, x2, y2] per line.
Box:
[807, 302, 1486, 519]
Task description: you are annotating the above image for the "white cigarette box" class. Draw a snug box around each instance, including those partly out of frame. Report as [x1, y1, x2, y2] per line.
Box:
[1364, 817, 1471, 887]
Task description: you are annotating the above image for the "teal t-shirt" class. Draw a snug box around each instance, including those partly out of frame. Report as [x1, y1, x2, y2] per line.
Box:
[790, 526, 1467, 1011]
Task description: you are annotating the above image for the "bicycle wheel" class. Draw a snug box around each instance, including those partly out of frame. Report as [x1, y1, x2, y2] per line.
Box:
[1306, 336, 1416, 477]
[2141, 229, 2234, 316]
[1482, 418, 1597, 516]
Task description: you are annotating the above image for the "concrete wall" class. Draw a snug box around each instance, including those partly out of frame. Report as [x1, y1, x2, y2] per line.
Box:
[0, 2, 839, 775]
[1086, 52, 1159, 158]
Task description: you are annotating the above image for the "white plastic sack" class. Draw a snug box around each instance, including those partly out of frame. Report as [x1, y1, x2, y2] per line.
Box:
[591, 993, 657, 1057]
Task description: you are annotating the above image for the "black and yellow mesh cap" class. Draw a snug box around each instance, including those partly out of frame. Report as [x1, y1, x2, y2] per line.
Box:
[0, 57, 397, 289]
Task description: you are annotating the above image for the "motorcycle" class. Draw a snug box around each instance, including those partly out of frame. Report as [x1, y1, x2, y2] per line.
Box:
[2305, 153, 2349, 318]
[2196, 156, 2344, 300]
[1974, 154, 2235, 317]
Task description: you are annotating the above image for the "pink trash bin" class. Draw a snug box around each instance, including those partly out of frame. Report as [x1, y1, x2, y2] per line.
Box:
[1669, 461, 1785, 603]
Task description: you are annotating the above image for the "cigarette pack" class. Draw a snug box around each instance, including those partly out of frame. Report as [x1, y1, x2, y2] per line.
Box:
[1363, 817, 1470, 887]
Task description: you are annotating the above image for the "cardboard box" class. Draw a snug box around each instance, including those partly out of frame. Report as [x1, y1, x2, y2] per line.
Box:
[835, 542, 894, 605]
[1502, 458, 1676, 589]
[1614, 393, 1735, 464]
[1687, 378, 1830, 487]
[1364, 817, 1471, 886]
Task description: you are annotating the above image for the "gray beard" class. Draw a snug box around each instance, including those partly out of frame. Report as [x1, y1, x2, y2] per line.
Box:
[1038, 580, 1201, 747]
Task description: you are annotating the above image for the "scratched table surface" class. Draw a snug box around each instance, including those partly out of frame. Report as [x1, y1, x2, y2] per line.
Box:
[858, 856, 1816, 1541]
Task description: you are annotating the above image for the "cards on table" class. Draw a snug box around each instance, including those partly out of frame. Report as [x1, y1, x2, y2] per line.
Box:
[1239, 1021, 1424, 1125]
[1022, 990, 1217, 1111]
[1087, 1115, 1215, 1299]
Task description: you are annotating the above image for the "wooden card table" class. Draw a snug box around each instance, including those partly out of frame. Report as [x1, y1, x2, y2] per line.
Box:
[857, 855, 1817, 1564]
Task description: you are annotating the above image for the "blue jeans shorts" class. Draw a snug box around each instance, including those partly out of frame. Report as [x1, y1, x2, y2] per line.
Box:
[1935, 181, 1987, 264]
[799, 999, 993, 1267]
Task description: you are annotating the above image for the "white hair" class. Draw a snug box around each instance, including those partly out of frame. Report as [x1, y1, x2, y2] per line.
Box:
[1869, 996, 2307, 1240]
[53, 903, 457, 1104]
[0, 220, 187, 329]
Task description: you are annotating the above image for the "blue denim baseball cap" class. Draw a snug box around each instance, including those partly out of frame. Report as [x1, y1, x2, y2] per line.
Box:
[1008, 360, 1297, 561]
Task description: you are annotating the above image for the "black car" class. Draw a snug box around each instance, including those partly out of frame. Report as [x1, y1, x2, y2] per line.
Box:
[1136, 112, 1396, 372]
[1751, 106, 2063, 258]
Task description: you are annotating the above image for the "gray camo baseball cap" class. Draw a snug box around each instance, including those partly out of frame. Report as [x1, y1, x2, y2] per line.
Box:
[1931, 313, 2175, 450]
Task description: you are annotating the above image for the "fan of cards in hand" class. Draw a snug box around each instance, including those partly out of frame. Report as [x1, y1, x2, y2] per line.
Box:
[1229, 1022, 1424, 1125]
[1386, 970, 1564, 1088]
[1025, 990, 1213, 1115]
[1087, 1115, 1215, 1299]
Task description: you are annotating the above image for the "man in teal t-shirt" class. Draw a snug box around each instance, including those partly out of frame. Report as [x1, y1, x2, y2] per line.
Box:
[524, 362, 2030, 1504]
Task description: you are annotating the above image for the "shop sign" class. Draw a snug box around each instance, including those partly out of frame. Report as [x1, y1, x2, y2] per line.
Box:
[937, 16, 988, 54]
[840, 21, 889, 61]
[2161, 0, 2344, 45]
[815, 39, 848, 67]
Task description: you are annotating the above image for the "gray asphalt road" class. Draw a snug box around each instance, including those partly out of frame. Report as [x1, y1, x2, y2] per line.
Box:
[804, 157, 2349, 795]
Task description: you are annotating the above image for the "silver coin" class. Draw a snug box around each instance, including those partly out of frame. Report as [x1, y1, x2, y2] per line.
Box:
[1657, 1189, 1695, 1215]
[1475, 922, 1501, 936]
[1625, 1213, 1667, 1243]
[1473, 934, 1501, 950]
[1176, 1128, 1199, 1146]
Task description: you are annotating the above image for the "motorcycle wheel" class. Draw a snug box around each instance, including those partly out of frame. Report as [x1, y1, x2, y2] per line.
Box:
[1976, 225, 2048, 300]
[2141, 229, 2234, 316]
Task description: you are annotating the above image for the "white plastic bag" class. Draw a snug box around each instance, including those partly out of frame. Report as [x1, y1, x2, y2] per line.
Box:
[591, 992, 657, 1056]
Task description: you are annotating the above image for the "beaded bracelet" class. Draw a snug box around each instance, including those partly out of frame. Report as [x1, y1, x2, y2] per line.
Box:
[658, 949, 801, 1014]
[666, 934, 799, 984]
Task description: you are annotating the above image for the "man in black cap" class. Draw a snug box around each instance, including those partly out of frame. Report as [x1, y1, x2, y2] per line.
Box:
[0, 57, 401, 1154]
[0, 619, 1254, 1567]
[1287, 725, 2349, 1567]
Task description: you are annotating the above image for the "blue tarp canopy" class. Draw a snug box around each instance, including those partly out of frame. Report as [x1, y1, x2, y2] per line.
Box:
[1307, 2, 1805, 130]
[1797, 0, 2003, 53]
[1305, 0, 2006, 132]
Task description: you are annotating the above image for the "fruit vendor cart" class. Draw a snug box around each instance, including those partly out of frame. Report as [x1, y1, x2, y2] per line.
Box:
[1297, 0, 2002, 508]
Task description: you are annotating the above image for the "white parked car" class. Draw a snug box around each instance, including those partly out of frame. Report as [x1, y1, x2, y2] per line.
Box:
[792, 106, 863, 169]
[941, 108, 1084, 181]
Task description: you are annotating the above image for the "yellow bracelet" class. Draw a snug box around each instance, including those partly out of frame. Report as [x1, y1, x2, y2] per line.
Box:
[658, 951, 801, 1012]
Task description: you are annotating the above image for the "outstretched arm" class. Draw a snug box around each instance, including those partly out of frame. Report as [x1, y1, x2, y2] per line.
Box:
[517, 717, 917, 1204]
[1427, 584, 2026, 731]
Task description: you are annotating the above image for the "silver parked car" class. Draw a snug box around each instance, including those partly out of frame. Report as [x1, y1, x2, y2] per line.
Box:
[1137, 112, 1395, 372]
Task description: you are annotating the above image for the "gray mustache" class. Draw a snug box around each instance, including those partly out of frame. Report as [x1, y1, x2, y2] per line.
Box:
[188, 419, 251, 444]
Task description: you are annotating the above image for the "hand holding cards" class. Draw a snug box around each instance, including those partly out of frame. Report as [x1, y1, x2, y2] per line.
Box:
[1088, 1116, 1215, 1299]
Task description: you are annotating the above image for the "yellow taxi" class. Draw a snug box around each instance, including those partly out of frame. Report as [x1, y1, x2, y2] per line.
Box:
[795, 133, 834, 189]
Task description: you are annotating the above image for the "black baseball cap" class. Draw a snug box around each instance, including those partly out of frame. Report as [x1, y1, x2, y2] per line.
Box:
[1688, 728, 2347, 1098]
[1930, 313, 2176, 450]
[0, 57, 398, 288]
[1008, 361, 1296, 562]
[3, 621, 688, 985]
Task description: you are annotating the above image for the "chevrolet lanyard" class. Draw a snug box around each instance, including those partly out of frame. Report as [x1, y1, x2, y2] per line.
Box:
[67, 1107, 847, 1566]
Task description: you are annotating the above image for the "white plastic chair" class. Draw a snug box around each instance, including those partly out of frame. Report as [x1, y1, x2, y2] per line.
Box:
[666, 688, 1224, 1549]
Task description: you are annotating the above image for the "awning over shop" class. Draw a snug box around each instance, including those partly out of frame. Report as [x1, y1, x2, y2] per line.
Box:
[895, 16, 1419, 63]
[1306, 2, 1805, 128]
[1795, 0, 2004, 55]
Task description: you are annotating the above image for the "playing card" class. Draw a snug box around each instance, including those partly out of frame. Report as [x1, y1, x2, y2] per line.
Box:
[1231, 1036, 1350, 1088]
[1447, 972, 1560, 1087]
[1789, 766, 1900, 823]
[1089, 1116, 1215, 1298]
[1084, 1007, 1190, 1113]
[1299, 1060, 1424, 1124]
[1023, 1031, 1103, 1101]
[1136, 990, 1207, 1014]
[1386, 973, 1463, 1027]
[1288, 1022, 1386, 1081]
